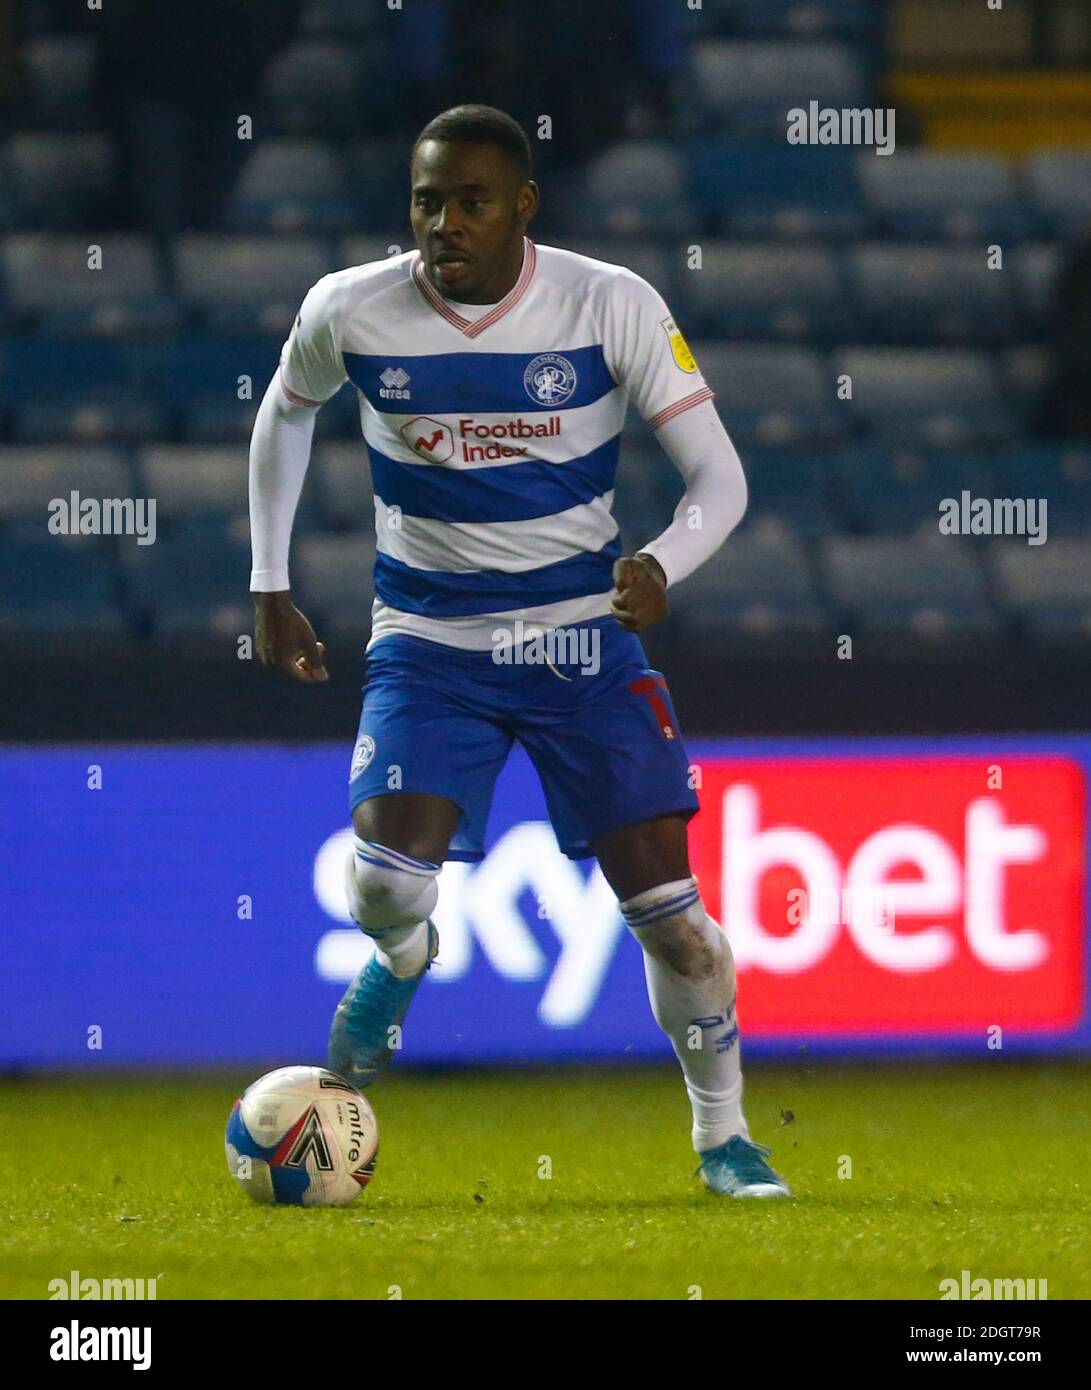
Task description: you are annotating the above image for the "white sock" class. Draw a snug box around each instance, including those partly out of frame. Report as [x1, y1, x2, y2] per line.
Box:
[621, 876, 750, 1153]
[347, 838, 438, 979]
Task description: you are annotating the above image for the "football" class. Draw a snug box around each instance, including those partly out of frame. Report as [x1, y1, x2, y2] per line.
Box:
[225, 1065, 378, 1207]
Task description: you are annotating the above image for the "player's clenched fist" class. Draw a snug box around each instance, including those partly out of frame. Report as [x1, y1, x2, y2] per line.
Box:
[254, 591, 329, 683]
[611, 553, 668, 633]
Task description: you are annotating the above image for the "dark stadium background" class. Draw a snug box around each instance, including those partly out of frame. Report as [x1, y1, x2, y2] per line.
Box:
[3, 0, 1091, 740]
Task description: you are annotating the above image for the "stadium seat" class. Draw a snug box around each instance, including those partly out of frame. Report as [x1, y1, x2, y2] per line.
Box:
[173, 236, 334, 336]
[19, 35, 99, 128]
[14, 388, 168, 445]
[990, 538, 1091, 641]
[1013, 242, 1061, 334]
[1025, 151, 1091, 237]
[686, 142, 865, 238]
[820, 536, 1000, 639]
[740, 451, 842, 536]
[0, 446, 133, 524]
[837, 449, 1000, 535]
[695, 344, 847, 448]
[689, 40, 868, 138]
[834, 348, 1016, 446]
[3, 132, 116, 230]
[148, 335, 282, 408]
[576, 142, 698, 237]
[344, 141, 415, 233]
[703, 0, 883, 39]
[227, 140, 355, 233]
[0, 234, 177, 337]
[313, 443, 375, 531]
[567, 240, 678, 305]
[856, 151, 1032, 241]
[136, 446, 249, 529]
[295, 532, 377, 638]
[1001, 346, 1050, 430]
[261, 42, 370, 138]
[679, 241, 850, 341]
[848, 243, 1019, 345]
[121, 524, 252, 636]
[998, 444, 1091, 536]
[0, 533, 125, 635]
[668, 532, 829, 641]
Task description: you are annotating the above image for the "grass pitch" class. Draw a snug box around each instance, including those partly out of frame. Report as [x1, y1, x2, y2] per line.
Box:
[2, 1061, 1088, 1301]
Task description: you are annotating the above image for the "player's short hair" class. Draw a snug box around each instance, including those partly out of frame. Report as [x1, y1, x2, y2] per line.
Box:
[412, 104, 533, 183]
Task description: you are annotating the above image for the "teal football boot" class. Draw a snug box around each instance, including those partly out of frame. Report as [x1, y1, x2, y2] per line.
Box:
[327, 920, 439, 1091]
[696, 1135, 791, 1199]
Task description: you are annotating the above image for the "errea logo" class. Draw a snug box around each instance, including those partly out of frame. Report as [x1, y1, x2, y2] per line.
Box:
[379, 366, 411, 400]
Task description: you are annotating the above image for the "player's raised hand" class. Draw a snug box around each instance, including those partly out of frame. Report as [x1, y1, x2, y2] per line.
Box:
[611, 554, 669, 633]
[253, 591, 329, 683]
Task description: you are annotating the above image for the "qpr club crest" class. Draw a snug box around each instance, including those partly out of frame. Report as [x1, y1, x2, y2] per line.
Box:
[349, 735, 376, 781]
[523, 352, 577, 406]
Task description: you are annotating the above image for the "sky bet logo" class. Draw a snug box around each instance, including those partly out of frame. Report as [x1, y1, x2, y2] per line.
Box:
[379, 365, 411, 400]
[401, 414, 562, 464]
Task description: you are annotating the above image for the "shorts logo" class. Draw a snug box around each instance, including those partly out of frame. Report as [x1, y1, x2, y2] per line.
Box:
[350, 735, 376, 780]
[400, 416, 454, 462]
[523, 353, 578, 406]
[379, 366, 411, 400]
[661, 316, 697, 374]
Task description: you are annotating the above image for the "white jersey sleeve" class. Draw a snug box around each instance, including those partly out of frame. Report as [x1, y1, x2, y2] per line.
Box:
[279, 273, 349, 406]
[600, 269, 714, 429]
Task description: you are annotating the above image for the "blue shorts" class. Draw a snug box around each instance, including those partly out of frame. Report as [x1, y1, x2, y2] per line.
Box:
[348, 616, 700, 862]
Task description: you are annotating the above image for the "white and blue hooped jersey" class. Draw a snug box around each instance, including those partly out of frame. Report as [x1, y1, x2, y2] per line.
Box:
[280, 237, 714, 651]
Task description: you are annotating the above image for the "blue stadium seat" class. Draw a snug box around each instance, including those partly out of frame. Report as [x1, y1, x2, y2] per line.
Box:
[740, 451, 842, 536]
[679, 241, 850, 341]
[576, 142, 698, 237]
[837, 449, 1000, 535]
[121, 524, 252, 636]
[149, 335, 281, 408]
[669, 533, 829, 641]
[344, 141, 414, 232]
[1025, 151, 1091, 237]
[1001, 346, 1049, 430]
[0, 534, 125, 635]
[835, 349, 1016, 446]
[1013, 243, 1061, 334]
[998, 444, 1091, 536]
[173, 236, 334, 336]
[295, 533, 377, 638]
[301, 0, 388, 38]
[0, 446, 133, 524]
[227, 141, 355, 233]
[20, 36, 99, 128]
[567, 240, 678, 305]
[703, 0, 883, 38]
[686, 142, 865, 238]
[690, 40, 868, 138]
[314, 443, 375, 531]
[848, 243, 1019, 345]
[1, 234, 177, 337]
[611, 436, 684, 541]
[261, 42, 369, 137]
[695, 344, 847, 448]
[990, 539, 1091, 641]
[136, 446, 248, 528]
[820, 536, 1000, 639]
[857, 151, 1032, 241]
[4, 132, 116, 230]
[14, 388, 168, 444]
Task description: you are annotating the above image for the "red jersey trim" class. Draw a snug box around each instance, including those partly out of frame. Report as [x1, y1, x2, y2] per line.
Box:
[647, 385, 715, 432]
[410, 238, 537, 338]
